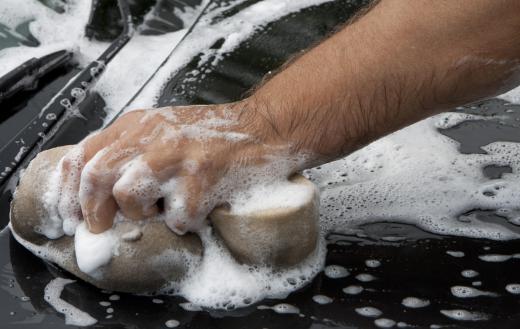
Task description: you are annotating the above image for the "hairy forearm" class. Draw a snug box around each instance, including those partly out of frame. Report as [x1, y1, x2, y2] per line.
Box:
[246, 0, 520, 165]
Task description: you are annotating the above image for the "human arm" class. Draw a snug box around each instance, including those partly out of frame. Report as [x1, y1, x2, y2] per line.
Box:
[58, 0, 520, 234]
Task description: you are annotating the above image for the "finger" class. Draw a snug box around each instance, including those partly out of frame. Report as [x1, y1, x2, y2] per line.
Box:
[163, 175, 213, 235]
[79, 146, 132, 233]
[113, 158, 163, 220]
[57, 128, 116, 230]
[57, 145, 85, 234]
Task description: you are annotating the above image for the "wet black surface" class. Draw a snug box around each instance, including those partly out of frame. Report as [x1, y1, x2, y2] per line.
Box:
[1, 0, 520, 328]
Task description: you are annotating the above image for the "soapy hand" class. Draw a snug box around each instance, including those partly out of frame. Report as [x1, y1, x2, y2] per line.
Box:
[55, 0, 520, 236]
[56, 101, 305, 234]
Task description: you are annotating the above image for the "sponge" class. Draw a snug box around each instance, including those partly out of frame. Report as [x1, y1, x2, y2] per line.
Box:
[10, 145, 319, 293]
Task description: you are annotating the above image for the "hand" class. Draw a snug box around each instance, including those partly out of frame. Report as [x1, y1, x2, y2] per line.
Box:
[56, 100, 306, 234]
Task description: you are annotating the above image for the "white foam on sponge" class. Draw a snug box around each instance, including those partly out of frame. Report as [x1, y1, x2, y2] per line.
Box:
[35, 158, 64, 239]
[74, 221, 119, 276]
[166, 226, 326, 309]
[227, 180, 316, 215]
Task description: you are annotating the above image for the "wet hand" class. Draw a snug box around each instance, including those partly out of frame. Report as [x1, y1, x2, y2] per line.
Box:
[56, 101, 303, 234]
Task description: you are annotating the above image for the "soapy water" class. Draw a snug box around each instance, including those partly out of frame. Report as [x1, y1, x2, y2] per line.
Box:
[439, 309, 490, 321]
[4, 0, 520, 319]
[305, 111, 520, 241]
[355, 306, 382, 318]
[43, 277, 97, 327]
[401, 297, 430, 308]
[450, 285, 498, 298]
[152, 225, 325, 309]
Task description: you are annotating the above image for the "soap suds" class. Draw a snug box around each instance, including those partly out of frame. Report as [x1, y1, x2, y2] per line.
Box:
[355, 306, 382, 318]
[461, 270, 479, 278]
[440, 309, 489, 321]
[306, 112, 520, 241]
[165, 319, 180, 328]
[257, 303, 300, 314]
[74, 221, 119, 276]
[312, 294, 333, 304]
[401, 297, 430, 308]
[356, 273, 376, 282]
[450, 286, 498, 298]
[365, 259, 381, 268]
[5, 0, 520, 317]
[44, 278, 97, 327]
[374, 318, 396, 328]
[505, 284, 520, 294]
[498, 85, 520, 105]
[343, 285, 364, 295]
[167, 226, 326, 309]
[478, 254, 519, 262]
[324, 265, 349, 279]
[446, 251, 465, 258]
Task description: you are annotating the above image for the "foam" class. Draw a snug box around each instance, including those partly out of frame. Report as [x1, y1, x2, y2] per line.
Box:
[478, 254, 519, 262]
[461, 270, 479, 278]
[257, 303, 300, 314]
[108, 294, 120, 301]
[35, 158, 64, 239]
[5, 0, 520, 315]
[74, 221, 119, 276]
[374, 318, 396, 328]
[450, 286, 497, 298]
[498, 85, 520, 104]
[128, 0, 337, 110]
[10, 222, 75, 267]
[446, 251, 464, 258]
[439, 309, 489, 321]
[306, 112, 520, 241]
[342, 285, 363, 295]
[44, 278, 97, 327]
[165, 319, 180, 328]
[226, 180, 315, 215]
[312, 294, 333, 304]
[0, 0, 105, 76]
[356, 273, 376, 282]
[505, 284, 520, 294]
[355, 306, 382, 318]
[179, 302, 202, 312]
[401, 297, 430, 308]
[165, 226, 326, 309]
[365, 259, 381, 268]
[323, 265, 349, 279]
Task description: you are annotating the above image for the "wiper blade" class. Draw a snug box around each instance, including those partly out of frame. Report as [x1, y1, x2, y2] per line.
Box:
[0, 50, 73, 105]
[0, 0, 133, 188]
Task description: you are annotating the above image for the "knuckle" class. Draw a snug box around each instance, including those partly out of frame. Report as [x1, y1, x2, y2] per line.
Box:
[60, 157, 72, 172]
[82, 164, 105, 186]
[120, 109, 145, 122]
[113, 185, 133, 204]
